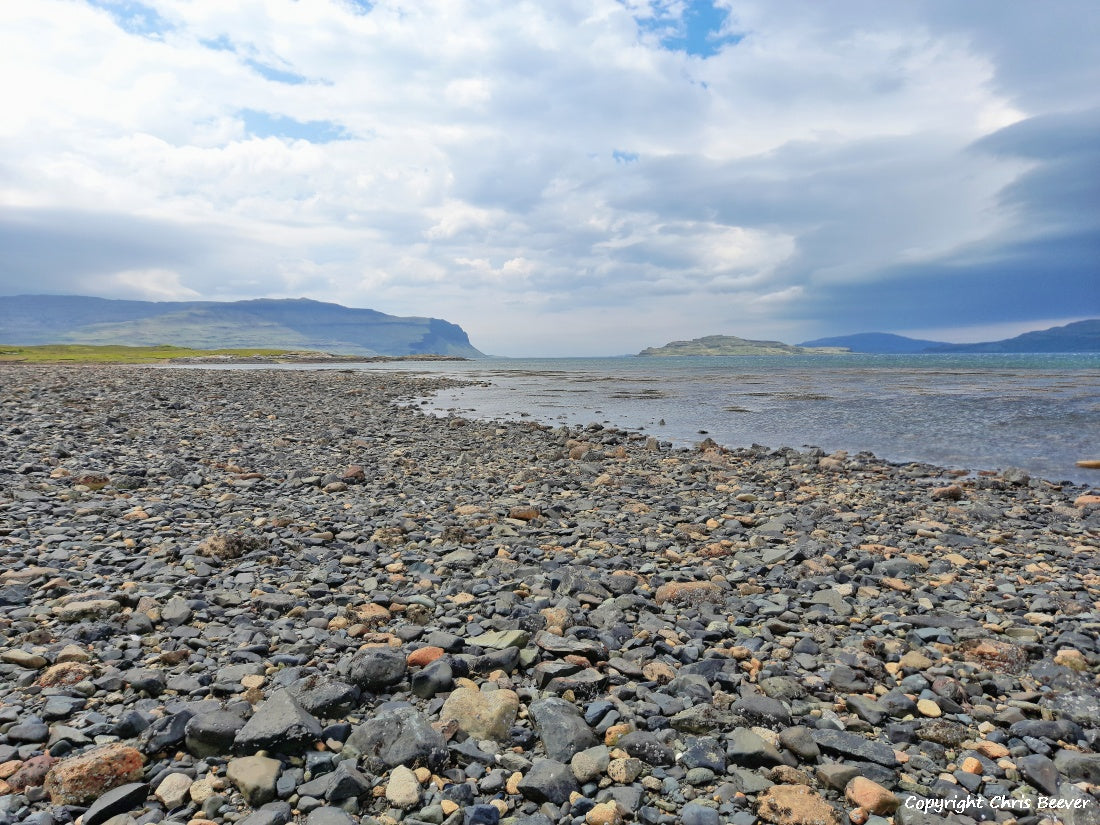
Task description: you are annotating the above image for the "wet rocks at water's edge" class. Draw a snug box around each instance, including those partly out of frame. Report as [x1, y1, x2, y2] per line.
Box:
[0, 365, 1097, 825]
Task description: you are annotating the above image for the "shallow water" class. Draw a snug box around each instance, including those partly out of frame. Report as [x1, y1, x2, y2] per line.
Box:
[174, 353, 1100, 486]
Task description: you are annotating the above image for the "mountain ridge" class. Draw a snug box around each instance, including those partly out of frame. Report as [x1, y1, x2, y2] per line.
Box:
[798, 332, 948, 353]
[0, 295, 484, 357]
[924, 319, 1100, 352]
[801, 320, 1099, 353]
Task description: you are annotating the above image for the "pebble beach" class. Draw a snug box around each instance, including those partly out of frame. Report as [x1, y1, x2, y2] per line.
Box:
[1, 364, 1098, 825]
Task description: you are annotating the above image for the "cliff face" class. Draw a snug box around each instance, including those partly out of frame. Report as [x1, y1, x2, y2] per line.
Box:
[0, 295, 484, 357]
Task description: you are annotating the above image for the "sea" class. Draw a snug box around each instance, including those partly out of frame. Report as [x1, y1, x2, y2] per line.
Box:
[190, 353, 1100, 487]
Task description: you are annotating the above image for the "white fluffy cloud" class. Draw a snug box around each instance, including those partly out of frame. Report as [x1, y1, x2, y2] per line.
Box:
[0, 0, 1096, 354]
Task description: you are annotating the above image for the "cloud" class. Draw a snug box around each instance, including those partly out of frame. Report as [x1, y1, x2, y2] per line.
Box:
[0, 0, 1096, 355]
[110, 268, 200, 300]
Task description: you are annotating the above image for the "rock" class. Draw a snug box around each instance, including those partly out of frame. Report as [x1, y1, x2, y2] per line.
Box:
[654, 581, 722, 606]
[6, 716, 49, 743]
[154, 772, 193, 808]
[407, 646, 446, 667]
[810, 729, 899, 767]
[44, 744, 145, 805]
[286, 676, 360, 718]
[528, 697, 599, 761]
[618, 731, 675, 766]
[440, 685, 520, 740]
[756, 784, 840, 825]
[1, 649, 48, 669]
[917, 719, 969, 747]
[342, 706, 447, 771]
[295, 760, 370, 802]
[931, 484, 964, 501]
[607, 757, 643, 784]
[1017, 753, 1060, 795]
[185, 710, 247, 756]
[471, 629, 531, 649]
[727, 728, 787, 767]
[586, 800, 625, 825]
[122, 667, 166, 696]
[915, 698, 941, 717]
[237, 800, 292, 825]
[345, 647, 407, 691]
[681, 736, 726, 773]
[816, 764, 861, 792]
[161, 595, 192, 625]
[411, 658, 454, 698]
[778, 727, 820, 760]
[465, 804, 502, 824]
[385, 765, 421, 808]
[53, 599, 121, 622]
[1054, 749, 1100, 784]
[680, 802, 720, 825]
[956, 638, 1026, 673]
[37, 661, 94, 687]
[198, 532, 264, 560]
[570, 745, 610, 783]
[7, 754, 56, 791]
[846, 695, 888, 727]
[137, 709, 193, 754]
[845, 777, 899, 815]
[733, 693, 792, 729]
[234, 690, 322, 754]
[1052, 783, 1100, 825]
[516, 758, 578, 805]
[81, 782, 149, 825]
[828, 665, 869, 692]
[306, 807, 357, 825]
[227, 754, 282, 806]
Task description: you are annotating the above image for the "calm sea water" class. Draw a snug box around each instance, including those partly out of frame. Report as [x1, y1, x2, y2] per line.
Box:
[187, 353, 1100, 486]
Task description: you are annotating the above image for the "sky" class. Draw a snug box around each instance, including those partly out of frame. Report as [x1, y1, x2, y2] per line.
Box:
[1, 1, 1098, 356]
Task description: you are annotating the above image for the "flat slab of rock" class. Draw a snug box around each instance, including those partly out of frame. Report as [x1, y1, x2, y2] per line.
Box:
[82, 781, 149, 825]
[810, 729, 900, 767]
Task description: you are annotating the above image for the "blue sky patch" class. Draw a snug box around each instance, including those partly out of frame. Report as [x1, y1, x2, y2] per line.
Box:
[344, 0, 374, 13]
[198, 37, 309, 85]
[632, 0, 742, 58]
[200, 34, 235, 53]
[244, 59, 309, 85]
[86, 0, 172, 38]
[240, 110, 350, 143]
[613, 150, 640, 164]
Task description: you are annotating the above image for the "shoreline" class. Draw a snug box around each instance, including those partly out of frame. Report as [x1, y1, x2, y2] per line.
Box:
[0, 364, 1097, 825]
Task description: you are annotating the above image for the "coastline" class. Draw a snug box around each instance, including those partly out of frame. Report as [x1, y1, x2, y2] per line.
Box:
[0, 364, 1097, 825]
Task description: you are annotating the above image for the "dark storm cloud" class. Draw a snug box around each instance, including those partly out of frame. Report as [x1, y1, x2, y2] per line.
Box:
[0, 207, 208, 292]
[789, 231, 1100, 328]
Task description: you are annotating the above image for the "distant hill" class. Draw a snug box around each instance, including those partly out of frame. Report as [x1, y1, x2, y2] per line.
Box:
[638, 334, 846, 356]
[0, 295, 484, 357]
[926, 319, 1100, 353]
[799, 332, 948, 353]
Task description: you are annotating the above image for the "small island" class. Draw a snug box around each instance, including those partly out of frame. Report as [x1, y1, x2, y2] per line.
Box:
[638, 334, 848, 356]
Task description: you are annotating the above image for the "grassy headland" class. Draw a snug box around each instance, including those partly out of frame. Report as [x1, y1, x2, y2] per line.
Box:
[0, 344, 298, 363]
